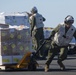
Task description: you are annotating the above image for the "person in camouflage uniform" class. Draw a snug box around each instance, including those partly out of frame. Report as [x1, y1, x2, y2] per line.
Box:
[29, 6, 46, 58]
[45, 15, 76, 72]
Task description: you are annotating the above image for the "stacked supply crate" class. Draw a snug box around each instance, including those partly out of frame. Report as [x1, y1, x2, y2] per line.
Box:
[0, 13, 32, 65]
[12, 25, 31, 63]
[0, 25, 32, 65]
[0, 12, 30, 27]
[0, 24, 13, 65]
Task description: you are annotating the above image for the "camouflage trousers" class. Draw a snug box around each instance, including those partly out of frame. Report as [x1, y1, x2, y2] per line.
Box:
[45, 42, 68, 66]
[32, 27, 45, 57]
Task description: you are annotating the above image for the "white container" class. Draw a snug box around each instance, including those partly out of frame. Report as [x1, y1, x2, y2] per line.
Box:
[0, 12, 30, 27]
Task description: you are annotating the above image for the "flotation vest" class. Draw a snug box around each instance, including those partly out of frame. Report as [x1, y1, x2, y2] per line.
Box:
[29, 13, 44, 29]
[53, 23, 75, 46]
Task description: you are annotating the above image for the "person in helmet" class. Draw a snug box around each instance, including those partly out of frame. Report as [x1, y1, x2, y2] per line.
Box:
[44, 15, 76, 72]
[29, 6, 46, 58]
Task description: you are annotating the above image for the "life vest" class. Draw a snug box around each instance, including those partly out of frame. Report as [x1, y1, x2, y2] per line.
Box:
[53, 23, 75, 46]
[29, 13, 44, 29]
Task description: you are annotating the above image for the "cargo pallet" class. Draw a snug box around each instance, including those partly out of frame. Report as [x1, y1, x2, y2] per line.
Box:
[0, 52, 38, 71]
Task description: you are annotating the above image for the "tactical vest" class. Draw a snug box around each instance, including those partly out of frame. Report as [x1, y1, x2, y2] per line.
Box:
[53, 23, 75, 46]
[29, 13, 44, 29]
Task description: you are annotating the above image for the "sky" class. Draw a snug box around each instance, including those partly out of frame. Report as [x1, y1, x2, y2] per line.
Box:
[0, 0, 76, 28]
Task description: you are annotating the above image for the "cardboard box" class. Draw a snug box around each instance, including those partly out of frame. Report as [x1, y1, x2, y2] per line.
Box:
[0, 56, 12, 65]
[9, 28, 17, 40]
[16, 27, 31, 42]
[0, 24, 9, 28]
[17, 41, 31, 55]
[8, 40, 17, 55]
[0, 42, 12, 56]
[12, 55, 23, 63]
[0, 28, 9, 42]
